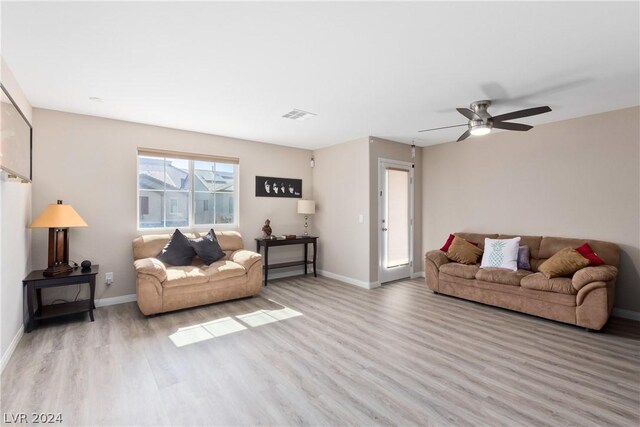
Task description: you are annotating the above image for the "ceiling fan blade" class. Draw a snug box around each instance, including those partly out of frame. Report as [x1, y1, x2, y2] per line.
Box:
[457, 129, 471, 142]
[456, 108, 480, 121]
[492, 106, 551, 122]
[418, 124, 467, 133]
[492, 121, 533, 131]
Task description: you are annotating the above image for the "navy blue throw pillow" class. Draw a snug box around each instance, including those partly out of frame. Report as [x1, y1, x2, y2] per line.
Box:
[517, 245, 531, 271]
[190, 229, 225, 265]
[157, 229, 196, 266]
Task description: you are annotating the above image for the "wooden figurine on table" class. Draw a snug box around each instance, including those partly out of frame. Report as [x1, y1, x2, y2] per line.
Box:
[262, 219, 273, 238]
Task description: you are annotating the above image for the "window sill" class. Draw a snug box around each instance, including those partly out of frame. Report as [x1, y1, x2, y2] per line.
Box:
[137, 224, 239, 233]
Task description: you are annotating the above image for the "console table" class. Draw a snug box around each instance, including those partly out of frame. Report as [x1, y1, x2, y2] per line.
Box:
[255, 236, 317, 286]
[22, 265, 99, 332]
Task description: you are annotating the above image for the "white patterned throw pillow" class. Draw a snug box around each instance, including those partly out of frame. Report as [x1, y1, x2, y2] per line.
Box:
[480, 237, 521, 271]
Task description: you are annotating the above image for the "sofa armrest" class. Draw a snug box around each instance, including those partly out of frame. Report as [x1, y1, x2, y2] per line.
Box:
[425, 250, 450, 268]
[572, 265, 618, 291]
[134, 258, 168, 282]
[230, 250, 262, 271]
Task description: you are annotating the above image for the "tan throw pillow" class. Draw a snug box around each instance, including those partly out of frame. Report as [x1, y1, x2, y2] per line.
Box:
[446, 236, 483, 265]
[538, 247, 590, 278]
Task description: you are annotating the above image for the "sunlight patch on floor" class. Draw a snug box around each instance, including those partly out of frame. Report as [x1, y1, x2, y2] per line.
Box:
[169, 305, 303, 347]
[203, 316, 247, 337]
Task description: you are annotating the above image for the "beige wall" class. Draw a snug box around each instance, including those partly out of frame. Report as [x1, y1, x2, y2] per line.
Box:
[0, 56, 32, 367]
[32, 109, 314, 302]
[422, 106, 640, 313]
[368, 137, 423, 282]
[312, 137, 371, 286]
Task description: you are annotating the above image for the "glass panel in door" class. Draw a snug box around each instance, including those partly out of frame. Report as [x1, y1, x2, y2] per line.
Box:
[386, 168, 410, 268]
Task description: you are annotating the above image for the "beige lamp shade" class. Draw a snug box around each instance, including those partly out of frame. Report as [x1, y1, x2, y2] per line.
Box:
[30, 200, 88, 228]
[297, 200, 316, 215]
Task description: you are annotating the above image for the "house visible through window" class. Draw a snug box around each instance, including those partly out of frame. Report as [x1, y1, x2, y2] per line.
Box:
[140, 196, 149, 216]
[137, 151, 238, 229]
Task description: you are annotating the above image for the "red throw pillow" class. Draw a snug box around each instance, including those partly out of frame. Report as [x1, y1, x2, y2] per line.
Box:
[575, 242, 604, 266]
[440, 234, 479, 252]
[440, 234, 455, 252]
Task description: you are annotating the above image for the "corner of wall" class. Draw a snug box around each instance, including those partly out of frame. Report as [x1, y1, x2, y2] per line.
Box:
[0, 56, 33, 367]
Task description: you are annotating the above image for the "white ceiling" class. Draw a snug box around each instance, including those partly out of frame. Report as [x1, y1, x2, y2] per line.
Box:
[2, 1, 639, 149]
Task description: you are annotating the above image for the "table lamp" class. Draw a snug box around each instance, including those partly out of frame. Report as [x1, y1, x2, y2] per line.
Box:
[29, 200, 88, 276]
[297, 200, 315, 236]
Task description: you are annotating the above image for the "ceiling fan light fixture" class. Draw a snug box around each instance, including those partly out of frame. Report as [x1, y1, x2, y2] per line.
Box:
[469, 119, 492, 136]
[470, 125, 491, 136]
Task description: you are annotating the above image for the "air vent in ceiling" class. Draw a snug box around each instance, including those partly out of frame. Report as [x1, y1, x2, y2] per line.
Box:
[282, 109, 317, 121]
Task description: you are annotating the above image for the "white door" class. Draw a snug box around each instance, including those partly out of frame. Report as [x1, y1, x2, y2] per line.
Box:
[379, 159, 413, 283]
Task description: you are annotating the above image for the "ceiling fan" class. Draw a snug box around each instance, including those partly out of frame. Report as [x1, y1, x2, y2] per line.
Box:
[419, 100, 552, 142]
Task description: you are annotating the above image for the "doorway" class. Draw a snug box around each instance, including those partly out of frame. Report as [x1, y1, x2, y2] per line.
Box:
[378, 159, 414, 284]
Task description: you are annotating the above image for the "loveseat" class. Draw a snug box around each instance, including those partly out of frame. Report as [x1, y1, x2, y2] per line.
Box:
[424, 232, 620, 330]
[132, 231, 262, 315]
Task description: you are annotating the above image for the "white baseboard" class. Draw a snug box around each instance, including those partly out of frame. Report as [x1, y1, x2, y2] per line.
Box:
[612, 308, 640, 321]
[317, 270, 380, 289]
[411, 271, 425, 279]
[95, 294, 137, 307]
[1, 325, 24, 374]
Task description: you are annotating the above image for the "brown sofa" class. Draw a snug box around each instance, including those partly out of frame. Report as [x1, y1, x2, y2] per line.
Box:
[424, 233, 620, 330]
[132, 231, 262, 315]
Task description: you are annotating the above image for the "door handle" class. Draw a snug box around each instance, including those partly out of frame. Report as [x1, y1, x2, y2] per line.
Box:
[382, 227, 388, 231]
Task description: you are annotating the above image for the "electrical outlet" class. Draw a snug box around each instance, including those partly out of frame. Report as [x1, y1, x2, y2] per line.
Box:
[105, 272, 113, 285]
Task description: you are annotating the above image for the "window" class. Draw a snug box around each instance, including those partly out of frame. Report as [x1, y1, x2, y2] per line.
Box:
[137, 150, 238, 229]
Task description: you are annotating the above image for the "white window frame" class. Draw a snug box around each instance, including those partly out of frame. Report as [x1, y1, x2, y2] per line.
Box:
[137, 152, 240, 231]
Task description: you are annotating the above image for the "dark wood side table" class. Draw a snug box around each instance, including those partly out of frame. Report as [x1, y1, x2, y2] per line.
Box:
[255, 237, 317, 286]
[22, 265, 99, 332]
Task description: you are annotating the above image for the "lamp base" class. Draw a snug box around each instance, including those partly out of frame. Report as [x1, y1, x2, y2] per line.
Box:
[43, 263, 73, 277]
[45, 227, 72, 277]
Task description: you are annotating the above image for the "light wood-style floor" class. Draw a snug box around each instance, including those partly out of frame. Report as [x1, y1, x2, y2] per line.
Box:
[1, 276, 639, 426]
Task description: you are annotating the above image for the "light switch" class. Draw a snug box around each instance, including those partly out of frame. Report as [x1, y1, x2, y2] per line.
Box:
[358, 214, 364, 224]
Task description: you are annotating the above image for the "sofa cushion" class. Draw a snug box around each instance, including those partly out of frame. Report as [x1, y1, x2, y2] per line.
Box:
[215, 231, 244, 252]
[538, 248, 589, 278]
[133, 232, 197, 261]
[475, 268, 532, 286]
[189, 229, 225, 265]
[498, 234, 543, 259]
[530, 258, 545, 273]
[157, 229, 197, 266]
[446, 237, 483, 265]
[440, 263, 479, 279]
[454, 233, 498, 250]
[163, 266, 209, 288]
[521, 273, 576, 295]
[205, 260, 247, 282]
[480, 237, 521, 271]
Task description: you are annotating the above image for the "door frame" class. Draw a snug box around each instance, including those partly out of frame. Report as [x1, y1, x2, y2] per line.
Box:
[378, 158, 414, 284]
